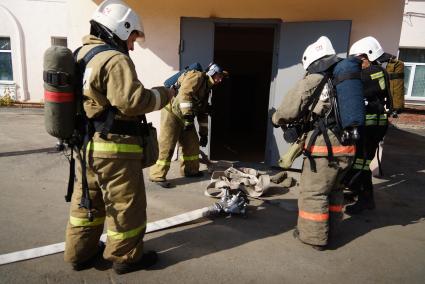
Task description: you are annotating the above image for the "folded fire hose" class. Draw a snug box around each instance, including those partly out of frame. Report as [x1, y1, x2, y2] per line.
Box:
[206, 167, 271, 198]
[0, 192, 248, 266]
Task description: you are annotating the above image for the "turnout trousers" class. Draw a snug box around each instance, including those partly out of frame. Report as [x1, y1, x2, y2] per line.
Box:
[149, 107, 200, 181]
[64, 156, 147, 264]
[298, 156, 352, 246]
[344, 115, 388, 197]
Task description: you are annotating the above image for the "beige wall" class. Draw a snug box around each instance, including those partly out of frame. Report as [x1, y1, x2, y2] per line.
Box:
[400, 0, 425, 48]
[68, 0, 404, 126]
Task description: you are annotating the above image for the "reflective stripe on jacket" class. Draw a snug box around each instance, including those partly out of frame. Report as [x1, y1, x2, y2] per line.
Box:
[273, 74, 355, 158]
[78, 35, 171, 159]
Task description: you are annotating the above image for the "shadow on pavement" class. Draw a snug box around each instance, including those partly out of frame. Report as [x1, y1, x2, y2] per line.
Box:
[146, 199, 298, 269]
[331, 126, 425, 249]
[0, 147, 57, 157]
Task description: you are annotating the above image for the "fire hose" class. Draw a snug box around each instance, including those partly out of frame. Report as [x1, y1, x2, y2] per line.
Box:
[0, 191, 248, 266]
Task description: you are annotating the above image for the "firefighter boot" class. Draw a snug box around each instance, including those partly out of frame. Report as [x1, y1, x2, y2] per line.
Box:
[293, 228, 326, 251]
[72, 241, 105, 271]
[113, 251, 158, 275]
[345, 190, 375, 215]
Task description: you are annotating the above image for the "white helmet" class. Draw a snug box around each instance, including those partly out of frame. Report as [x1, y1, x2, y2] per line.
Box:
[302, 36, 336, 70]
[92, 0, 145, 41]
[349, 36, 384, 62]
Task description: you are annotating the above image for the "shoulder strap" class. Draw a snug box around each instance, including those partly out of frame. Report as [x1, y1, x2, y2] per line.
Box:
[298, 75, 329, 120]
[78, 44, 120, 69]
[70, 44, 121, 221]
[332, 72, 361, 86]
[389, 72, 404, 80]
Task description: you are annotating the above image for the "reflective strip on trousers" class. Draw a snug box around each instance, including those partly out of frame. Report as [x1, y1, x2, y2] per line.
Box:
[307, 145, 356, 155]
[87, 142, 143, 153]
[329, 205, 343, 213]
[353, 158, 371, 170]
[107, 223, 146, 240]
[156, 159, 171, 166]
[180, 154, 199, 161]
[69, 216, 105, 227]
[299, 210, 329, 221]
[365, 114, 388, 126]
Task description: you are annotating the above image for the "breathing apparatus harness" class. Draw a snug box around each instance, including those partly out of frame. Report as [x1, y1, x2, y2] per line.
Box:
[63, 43, 122, 221]
[64, 22, 152, 221]
[282, 65, 363, 172]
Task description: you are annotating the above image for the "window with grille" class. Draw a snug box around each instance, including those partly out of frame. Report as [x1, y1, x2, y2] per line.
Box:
[0, 37, 13, 81]
[400, 48, 425, 101]
[404, 63, 425, 99]
[51, 37, 67, 47]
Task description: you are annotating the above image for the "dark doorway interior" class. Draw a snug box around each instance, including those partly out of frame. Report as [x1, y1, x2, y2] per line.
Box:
[210, 25, 275, 162]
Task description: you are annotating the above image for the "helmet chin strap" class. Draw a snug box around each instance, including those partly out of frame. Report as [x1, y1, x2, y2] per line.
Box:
[89, 20, 129, 55]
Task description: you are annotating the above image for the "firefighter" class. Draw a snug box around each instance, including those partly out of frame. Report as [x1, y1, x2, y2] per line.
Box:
[149, 63, 228, 188]
[343, 36, 392, 214]
[272, 36, 355, 250]
[64, 0, 174, 274]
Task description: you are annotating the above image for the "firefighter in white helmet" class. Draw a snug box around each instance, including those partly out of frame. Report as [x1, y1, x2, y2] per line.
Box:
[273, 36, 355, 250]
[343, 36, 392, 215]
[64, 0, 174, 274]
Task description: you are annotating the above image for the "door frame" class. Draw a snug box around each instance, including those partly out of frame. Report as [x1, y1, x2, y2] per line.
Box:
[180, 17, 282, 159]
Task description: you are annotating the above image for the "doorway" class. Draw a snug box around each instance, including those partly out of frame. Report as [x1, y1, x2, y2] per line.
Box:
[210, 25, 275, 162]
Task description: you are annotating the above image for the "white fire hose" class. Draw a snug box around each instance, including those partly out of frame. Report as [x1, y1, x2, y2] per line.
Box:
[0, 192, 248, 266]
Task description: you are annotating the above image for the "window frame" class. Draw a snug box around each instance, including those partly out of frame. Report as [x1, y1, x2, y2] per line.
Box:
[0, 36, 13, 84]
[404, 62, 425, 101]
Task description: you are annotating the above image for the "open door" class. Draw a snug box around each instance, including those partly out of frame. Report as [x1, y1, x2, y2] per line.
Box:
[210, 25, 275, 162]
[266, 20, 352, 167]
[179, 18, 215, 155]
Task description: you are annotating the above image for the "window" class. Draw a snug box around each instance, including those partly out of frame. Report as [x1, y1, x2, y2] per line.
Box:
[399, 48, 425, 101]
[0, 37, 13, 81]
[51, 37, 67, 47]
[399, 48, 425, 63]
[405, 63, 425, 99]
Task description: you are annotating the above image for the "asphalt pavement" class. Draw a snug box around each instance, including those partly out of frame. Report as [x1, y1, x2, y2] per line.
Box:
[0, 108, 424, 283]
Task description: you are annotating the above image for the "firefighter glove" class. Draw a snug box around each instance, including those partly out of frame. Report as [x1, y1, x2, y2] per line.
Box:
[183, 114, 195, 131]
[199, 135, 208, 147]
[184, 123, 194, 131]
[206, 104, 213, 116]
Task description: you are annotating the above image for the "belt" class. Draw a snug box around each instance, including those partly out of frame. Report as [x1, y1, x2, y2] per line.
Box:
[92, 119, 144, 136]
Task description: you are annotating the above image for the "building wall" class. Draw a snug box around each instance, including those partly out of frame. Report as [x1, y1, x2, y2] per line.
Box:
[399, 0, 425, 48]
[0, 0, 404, 104]
[0, 0, 68, 101]
[0, 0, 405, 104]
[67, 0, 404, 125]
[399, 0, 425, 105]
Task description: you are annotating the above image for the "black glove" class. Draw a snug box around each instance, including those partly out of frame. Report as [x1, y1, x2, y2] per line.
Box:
[199, 135, 208, 147]
[183, 114, 195, 131]
[184, 123, 194, 131]
[206, 104, 213, 116]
